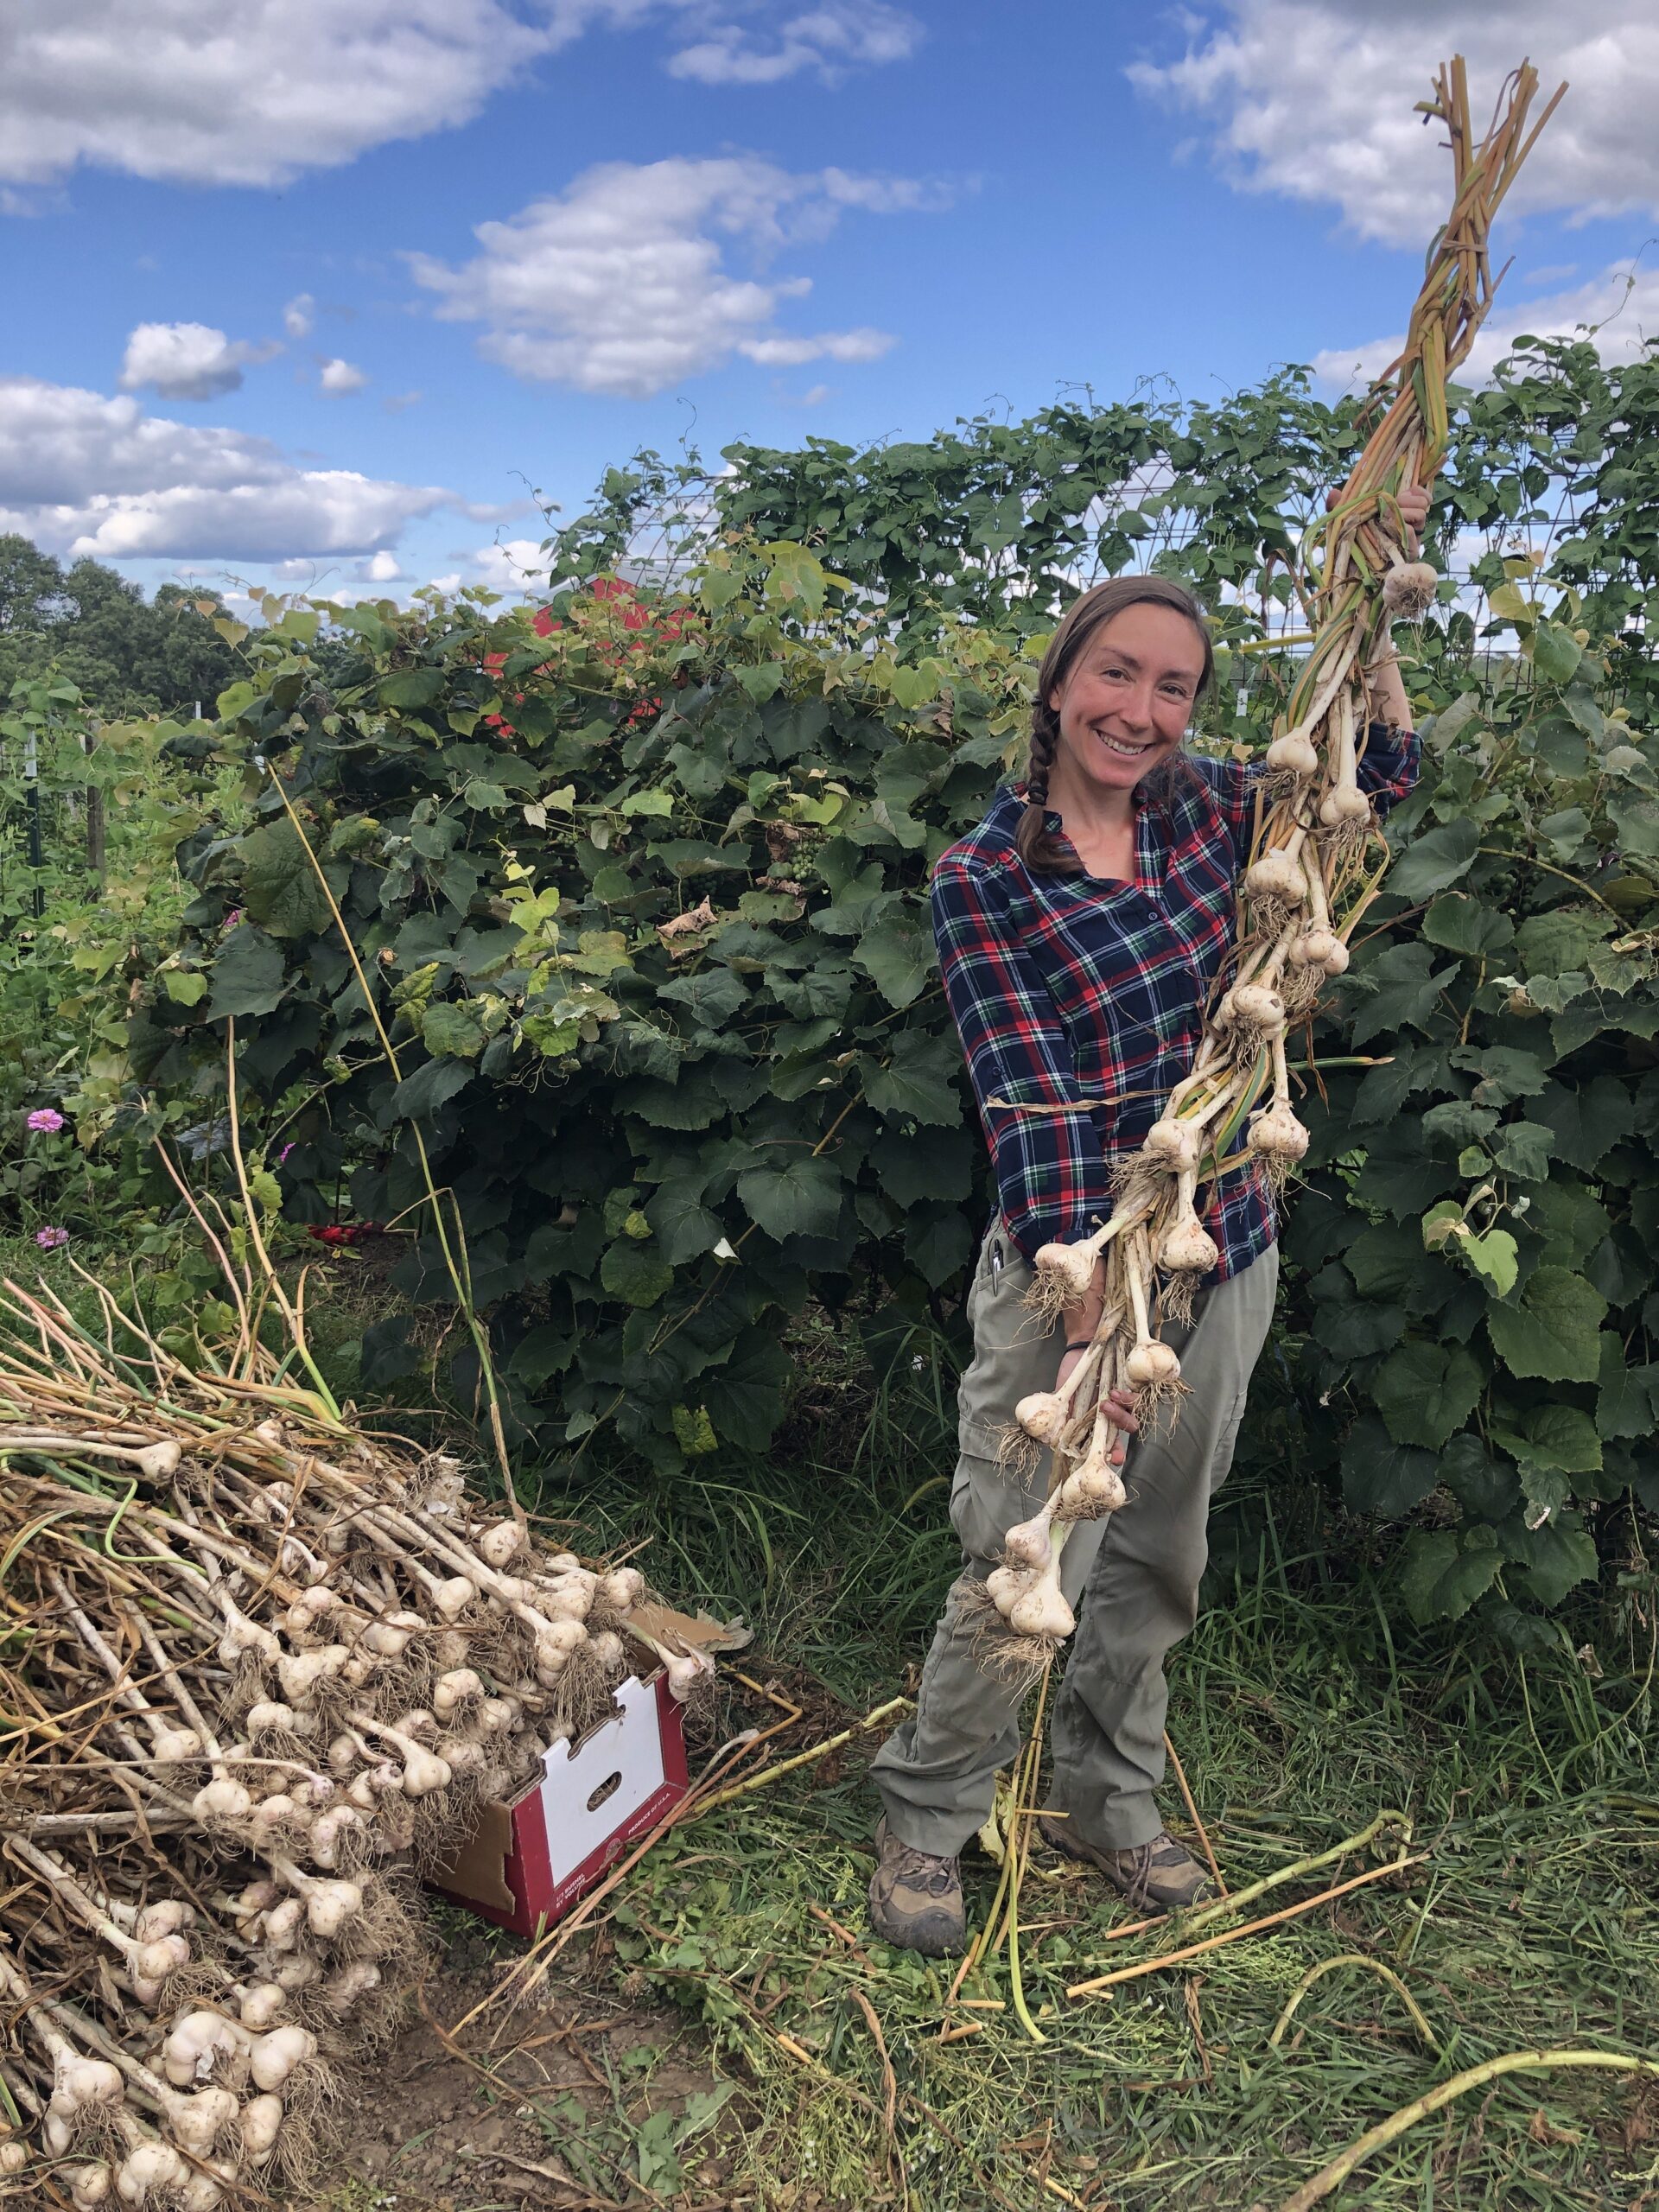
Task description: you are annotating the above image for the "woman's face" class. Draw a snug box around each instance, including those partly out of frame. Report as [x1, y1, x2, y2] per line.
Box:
[1048, 602, 1206, 801]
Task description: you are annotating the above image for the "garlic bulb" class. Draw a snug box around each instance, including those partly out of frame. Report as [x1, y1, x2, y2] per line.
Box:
[1030, 1240, 1100, 1306]
[115, 2140, 188, 2205]
[1001, 1512, 1055, 1572]
[1243, 848, 1306, 903]
[190, 1777, 252, 1825]
[1007, 1565, 1075, 1642]
[1248, 1102, 1310, 1160]
[239, 2095, 283, 2163]
[1141, 1117, 1201, 1171]
[476, 1518, 523, 1570]
[1125, 1338, 1181, 1389]
[1220, 982, 1286, 1035]
[1265, 727, 1319, 775]
[249, 2024, 316, 2092]
[1382, 559, 1438, 616]
[1057, 1462, 1126, 1517]
[601, 1567, 645, 1611]
[1014, 1390, 1069, 1446]
[1318, 785, 1371, 826]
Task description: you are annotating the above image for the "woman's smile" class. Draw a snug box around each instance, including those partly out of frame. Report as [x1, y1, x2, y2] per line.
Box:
[1091, 725, 1162, 760]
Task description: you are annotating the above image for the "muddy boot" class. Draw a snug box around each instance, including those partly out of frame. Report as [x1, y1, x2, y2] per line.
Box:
[1039, 1816, 1214, 1913]
[868, 1817, 966, 1955]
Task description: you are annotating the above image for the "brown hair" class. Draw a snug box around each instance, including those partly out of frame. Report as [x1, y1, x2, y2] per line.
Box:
[1016, 574, 1215, 873]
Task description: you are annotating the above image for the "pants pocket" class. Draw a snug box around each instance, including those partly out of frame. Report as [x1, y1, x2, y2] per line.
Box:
[1207, 1388, 1250, 1498]
[948, 1451, 1033, 1568]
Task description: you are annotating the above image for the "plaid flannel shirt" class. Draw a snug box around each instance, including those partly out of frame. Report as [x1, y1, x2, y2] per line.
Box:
[932, 726, 1421, 1275]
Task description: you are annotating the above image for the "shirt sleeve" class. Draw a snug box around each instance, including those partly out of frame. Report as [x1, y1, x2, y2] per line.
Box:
[1196, 753, 1260, 874]
[1189, 720, 1421, 852]
[1356, 720, 1421, 817]
[931, 858, 1116, 1262]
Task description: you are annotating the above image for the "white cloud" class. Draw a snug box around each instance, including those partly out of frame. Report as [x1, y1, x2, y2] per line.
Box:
[319, 357, 370, 395]
[1315, 260, 1659, 391]
[737, 326, 892, 366]
[0, 3, 919, 192]
[283, 293, 316, 340]
[666, 2, 919, 85]
[118, 321, 273, 402]
[0, 1, 550, 190]
[406, 156, 939, 397]
[471, 538, 548, 592]
[0, 374, 453, 562]
[1129, 2, 1659, 246]
[362, 549, 404, 581]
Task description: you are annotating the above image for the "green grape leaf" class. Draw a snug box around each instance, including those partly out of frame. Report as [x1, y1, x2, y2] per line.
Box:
[238, 818, 334, 941]
[1371, 1339, 1484, 1447]
[1398, 1527, 1505, 1624]
[1486, 1264, 1606, 1383]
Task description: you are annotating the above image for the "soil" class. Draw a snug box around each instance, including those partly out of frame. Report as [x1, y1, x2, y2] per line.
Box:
[322, 1920, 747, 2210]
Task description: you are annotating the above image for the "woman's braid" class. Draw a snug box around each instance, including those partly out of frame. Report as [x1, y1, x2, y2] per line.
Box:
[1015, 699, 1065, 868]
[1027, 701, 1059, 810]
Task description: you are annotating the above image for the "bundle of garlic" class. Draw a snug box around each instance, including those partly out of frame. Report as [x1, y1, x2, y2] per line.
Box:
[982, 57, 1563, 1672]
[0, 1272, 715, 2204]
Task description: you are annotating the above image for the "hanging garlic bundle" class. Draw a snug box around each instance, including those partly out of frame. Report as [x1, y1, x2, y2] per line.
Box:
[983, 57, 1563, 1672]
[0, 1266, 709, 2202]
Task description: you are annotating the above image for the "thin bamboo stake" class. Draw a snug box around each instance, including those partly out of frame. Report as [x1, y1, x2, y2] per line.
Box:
[1163, 1729, 1227, 1898]
[259, 771, 519, 1510]
[1065, 1853, 1424, 1999]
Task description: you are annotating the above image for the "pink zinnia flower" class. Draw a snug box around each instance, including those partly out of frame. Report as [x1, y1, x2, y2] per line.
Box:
[26, 1109, 65, 1133]
[35, 1226, 69, 1250]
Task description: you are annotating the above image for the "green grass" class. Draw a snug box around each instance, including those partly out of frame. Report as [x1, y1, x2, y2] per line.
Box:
[531, 1326, 1659, 2212]
[16, 1235, 1656, 2207]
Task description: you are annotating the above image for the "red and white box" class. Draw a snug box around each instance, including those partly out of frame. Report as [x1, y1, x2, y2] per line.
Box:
[427, 1605, 741, 1936]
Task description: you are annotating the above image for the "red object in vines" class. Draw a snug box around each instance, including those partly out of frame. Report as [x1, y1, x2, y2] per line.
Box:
[483, 577, 692, 740]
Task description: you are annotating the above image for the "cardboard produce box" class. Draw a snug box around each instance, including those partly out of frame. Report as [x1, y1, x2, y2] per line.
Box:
[426, 1604, 743, 1936]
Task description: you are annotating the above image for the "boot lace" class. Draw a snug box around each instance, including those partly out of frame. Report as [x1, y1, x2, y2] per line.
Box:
[1117, 1834, 1191, 1906]
[890, 1841, 958, 1897]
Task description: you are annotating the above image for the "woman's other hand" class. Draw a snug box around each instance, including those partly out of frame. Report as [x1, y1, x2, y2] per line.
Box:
[1325, 479, 1429, 551]
[1052, 1349, 1139, 1469]
[1057, 1254, 1137, 1466]
[1326, 480, 1431, 728]
[1393, 480, 1429, 553]
[1096, 1385, 1138, 1468]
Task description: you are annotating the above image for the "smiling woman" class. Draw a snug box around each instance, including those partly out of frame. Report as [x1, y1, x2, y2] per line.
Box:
[868, 536, 1426, 1955]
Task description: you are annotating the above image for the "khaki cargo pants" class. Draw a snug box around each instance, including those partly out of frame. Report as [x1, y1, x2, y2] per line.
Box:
[870, 1223, 1278, 1857]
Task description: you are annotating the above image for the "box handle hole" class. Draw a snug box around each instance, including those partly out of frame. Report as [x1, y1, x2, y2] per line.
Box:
[586, 1770, 623, 1813]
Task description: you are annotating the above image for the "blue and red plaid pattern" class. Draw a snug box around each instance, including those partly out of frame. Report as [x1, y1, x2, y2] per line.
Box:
[931, 727, 1421, 1275]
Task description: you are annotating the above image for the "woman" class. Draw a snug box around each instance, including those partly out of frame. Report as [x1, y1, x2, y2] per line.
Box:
[868, 512, 1426, 1956]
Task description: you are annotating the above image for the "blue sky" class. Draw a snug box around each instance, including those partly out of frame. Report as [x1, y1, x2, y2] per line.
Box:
[2, 0, 1655, 610]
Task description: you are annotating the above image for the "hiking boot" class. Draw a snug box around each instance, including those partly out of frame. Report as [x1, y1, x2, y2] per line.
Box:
[1038, 1815, 1214, 1914]
[868, 1818, 966, 1955]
